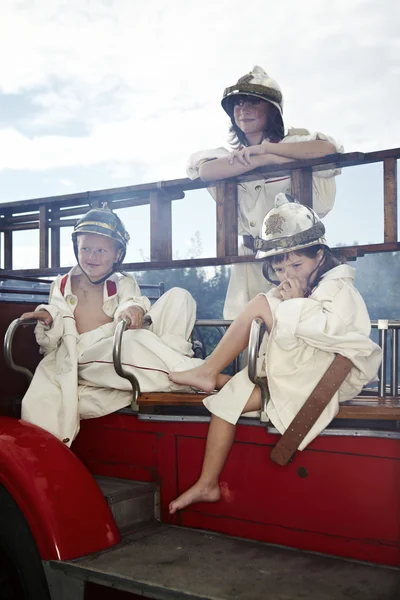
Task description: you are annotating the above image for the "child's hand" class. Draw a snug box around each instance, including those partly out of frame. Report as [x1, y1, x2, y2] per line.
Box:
[20, 310, 53, 326]
[228, 145, 263, 166]
[120, 306, 144, 329]
[275, 278, 305, 300]
[228, 147, 252, 166]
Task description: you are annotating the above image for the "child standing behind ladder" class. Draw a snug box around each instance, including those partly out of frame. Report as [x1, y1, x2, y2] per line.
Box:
[169, 193, 381, 514]
[187, 66, 343, 319]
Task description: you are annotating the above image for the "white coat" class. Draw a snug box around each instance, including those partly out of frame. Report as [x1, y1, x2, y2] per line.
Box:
[203, 264, 381, 449]
[21, 267, 203, 446]
[187, 129, 344, 319]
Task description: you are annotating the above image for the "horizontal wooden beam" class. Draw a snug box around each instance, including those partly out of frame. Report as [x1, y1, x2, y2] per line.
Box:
[137, 393, 400, 420]
[137, 392, 207, 406]
[0, 147, 398, 214]
[2, 241, 399, 278]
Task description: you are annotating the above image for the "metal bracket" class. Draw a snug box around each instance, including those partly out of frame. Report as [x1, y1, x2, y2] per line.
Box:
[4, 318, 37, 382]
[248, 318, 269, 422]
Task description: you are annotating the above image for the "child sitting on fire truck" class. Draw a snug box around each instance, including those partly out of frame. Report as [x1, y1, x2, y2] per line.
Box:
[169, 193, 382, 514]
[20, 206, 216, 446]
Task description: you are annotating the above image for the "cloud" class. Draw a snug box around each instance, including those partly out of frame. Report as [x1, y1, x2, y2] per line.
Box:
[0, 0, 398, 189]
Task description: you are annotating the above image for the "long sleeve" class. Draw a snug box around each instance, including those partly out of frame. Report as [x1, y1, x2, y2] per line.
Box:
[186, 147, 230, 180]
[113, 275, 151, 321]
[271, 276, 381, 383]
[33, 280, 67, 355]
[283, 130, 344, 218]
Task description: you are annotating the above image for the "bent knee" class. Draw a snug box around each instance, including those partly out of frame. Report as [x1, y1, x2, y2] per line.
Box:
[247, 295, 273, 328]
[165, 287, 195, 304]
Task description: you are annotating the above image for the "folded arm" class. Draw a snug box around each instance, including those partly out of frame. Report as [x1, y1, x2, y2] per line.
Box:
[199, 153, 293, 182]
[199, 138, 336, 182]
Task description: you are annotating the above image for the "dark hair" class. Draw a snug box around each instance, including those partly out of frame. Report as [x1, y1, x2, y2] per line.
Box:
[262, 245, 341, 296]
[228, 102, 284, 149]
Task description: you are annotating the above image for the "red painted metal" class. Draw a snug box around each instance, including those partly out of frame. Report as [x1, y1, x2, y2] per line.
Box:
[0, 417, 120, 560]
[73, 414, 400, 567]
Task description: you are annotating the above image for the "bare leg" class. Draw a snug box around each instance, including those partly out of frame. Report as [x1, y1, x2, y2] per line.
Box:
[169, 387, 261, 514]
[169, 296, 272, 392]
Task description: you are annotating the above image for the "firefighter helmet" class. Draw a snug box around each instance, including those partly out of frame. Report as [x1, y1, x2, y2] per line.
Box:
[255, 193, 326, 259]
[221, 66, 284, 130]
[72, 206, 130, 282]
[72, 206, 129, 260]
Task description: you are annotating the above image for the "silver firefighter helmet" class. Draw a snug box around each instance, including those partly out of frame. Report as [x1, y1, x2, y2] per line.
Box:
[255, 193, 326, 259]
[222, 66, 284, 130]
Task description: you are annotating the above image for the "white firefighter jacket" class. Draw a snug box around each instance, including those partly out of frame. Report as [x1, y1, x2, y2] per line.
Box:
[21, 267, 203, 446]
[204, 264, 381, 449]
[187, 129, 344, 319]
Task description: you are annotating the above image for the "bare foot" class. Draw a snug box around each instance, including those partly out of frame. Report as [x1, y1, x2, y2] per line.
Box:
[169, 365, 218, 393]
[169, 481, 221, 515]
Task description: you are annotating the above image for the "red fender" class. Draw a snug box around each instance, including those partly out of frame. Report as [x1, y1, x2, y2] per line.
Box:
[0, 417, 120, 560]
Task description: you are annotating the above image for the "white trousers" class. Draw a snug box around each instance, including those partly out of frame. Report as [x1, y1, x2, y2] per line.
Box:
[22, 288, 203, 444]
[78, 287, 204, 417]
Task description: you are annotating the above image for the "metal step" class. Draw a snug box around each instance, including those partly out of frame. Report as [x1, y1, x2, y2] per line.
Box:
[45, 523, 400, 600]
[94, 476, 158, 533]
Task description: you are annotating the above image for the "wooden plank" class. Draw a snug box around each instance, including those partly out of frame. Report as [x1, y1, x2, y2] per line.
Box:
[291, 167, 313, 208]
[337, 397, 400, 420]
[254, 151, 366, 178]
[51, 205, 92, 219]
[216, 181, 238, 257]
[3, 212, 39, 224]
[383, 157, 398, 243]
[137, 392, 209, 406]
[0, 181, 191, 213]
[0, 148, 398, 216]
[150, 191, 172, 262]
[3, 209, 13, 270]
[3, 241, 400, 278]
[4, 231, 12, 270]
[51, 226, 61, 269]
[0, 242, 396, 277]
[137, 392, 400, 420]
[39, 205, 49, 269]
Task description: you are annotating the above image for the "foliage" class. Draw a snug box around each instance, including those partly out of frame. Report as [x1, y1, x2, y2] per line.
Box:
[134, 264, 231, 358]
[352, 251, 400, 320]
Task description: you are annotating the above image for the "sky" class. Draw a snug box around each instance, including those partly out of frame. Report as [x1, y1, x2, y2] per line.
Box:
[0, 0, 399, 269]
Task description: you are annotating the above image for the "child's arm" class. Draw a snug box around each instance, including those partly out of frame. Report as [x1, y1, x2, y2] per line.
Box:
[26, 280, 65, 355]
[272, 278, 372, 354]
[202, 132, 342, 183]
[114, 275, 151, 328]
[20, 309, 53, 326]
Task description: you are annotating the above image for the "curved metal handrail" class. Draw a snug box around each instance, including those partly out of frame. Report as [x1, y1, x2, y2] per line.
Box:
[112, 318, 141, 409]
[4, 318, 38, 383]
[248, 318, 269, 419]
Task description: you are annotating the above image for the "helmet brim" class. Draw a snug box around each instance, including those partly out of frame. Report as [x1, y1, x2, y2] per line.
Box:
[256, 237, 327, 260]
[72, 224, 127, 249]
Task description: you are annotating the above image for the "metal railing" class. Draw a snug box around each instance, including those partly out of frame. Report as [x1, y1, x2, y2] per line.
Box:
[5, 315, 400, 412]
[247, 318, 400, 405]
[372, 320, 400, 397]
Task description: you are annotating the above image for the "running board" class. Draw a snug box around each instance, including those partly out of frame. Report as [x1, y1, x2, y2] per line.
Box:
[43, 523, 400, 600]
